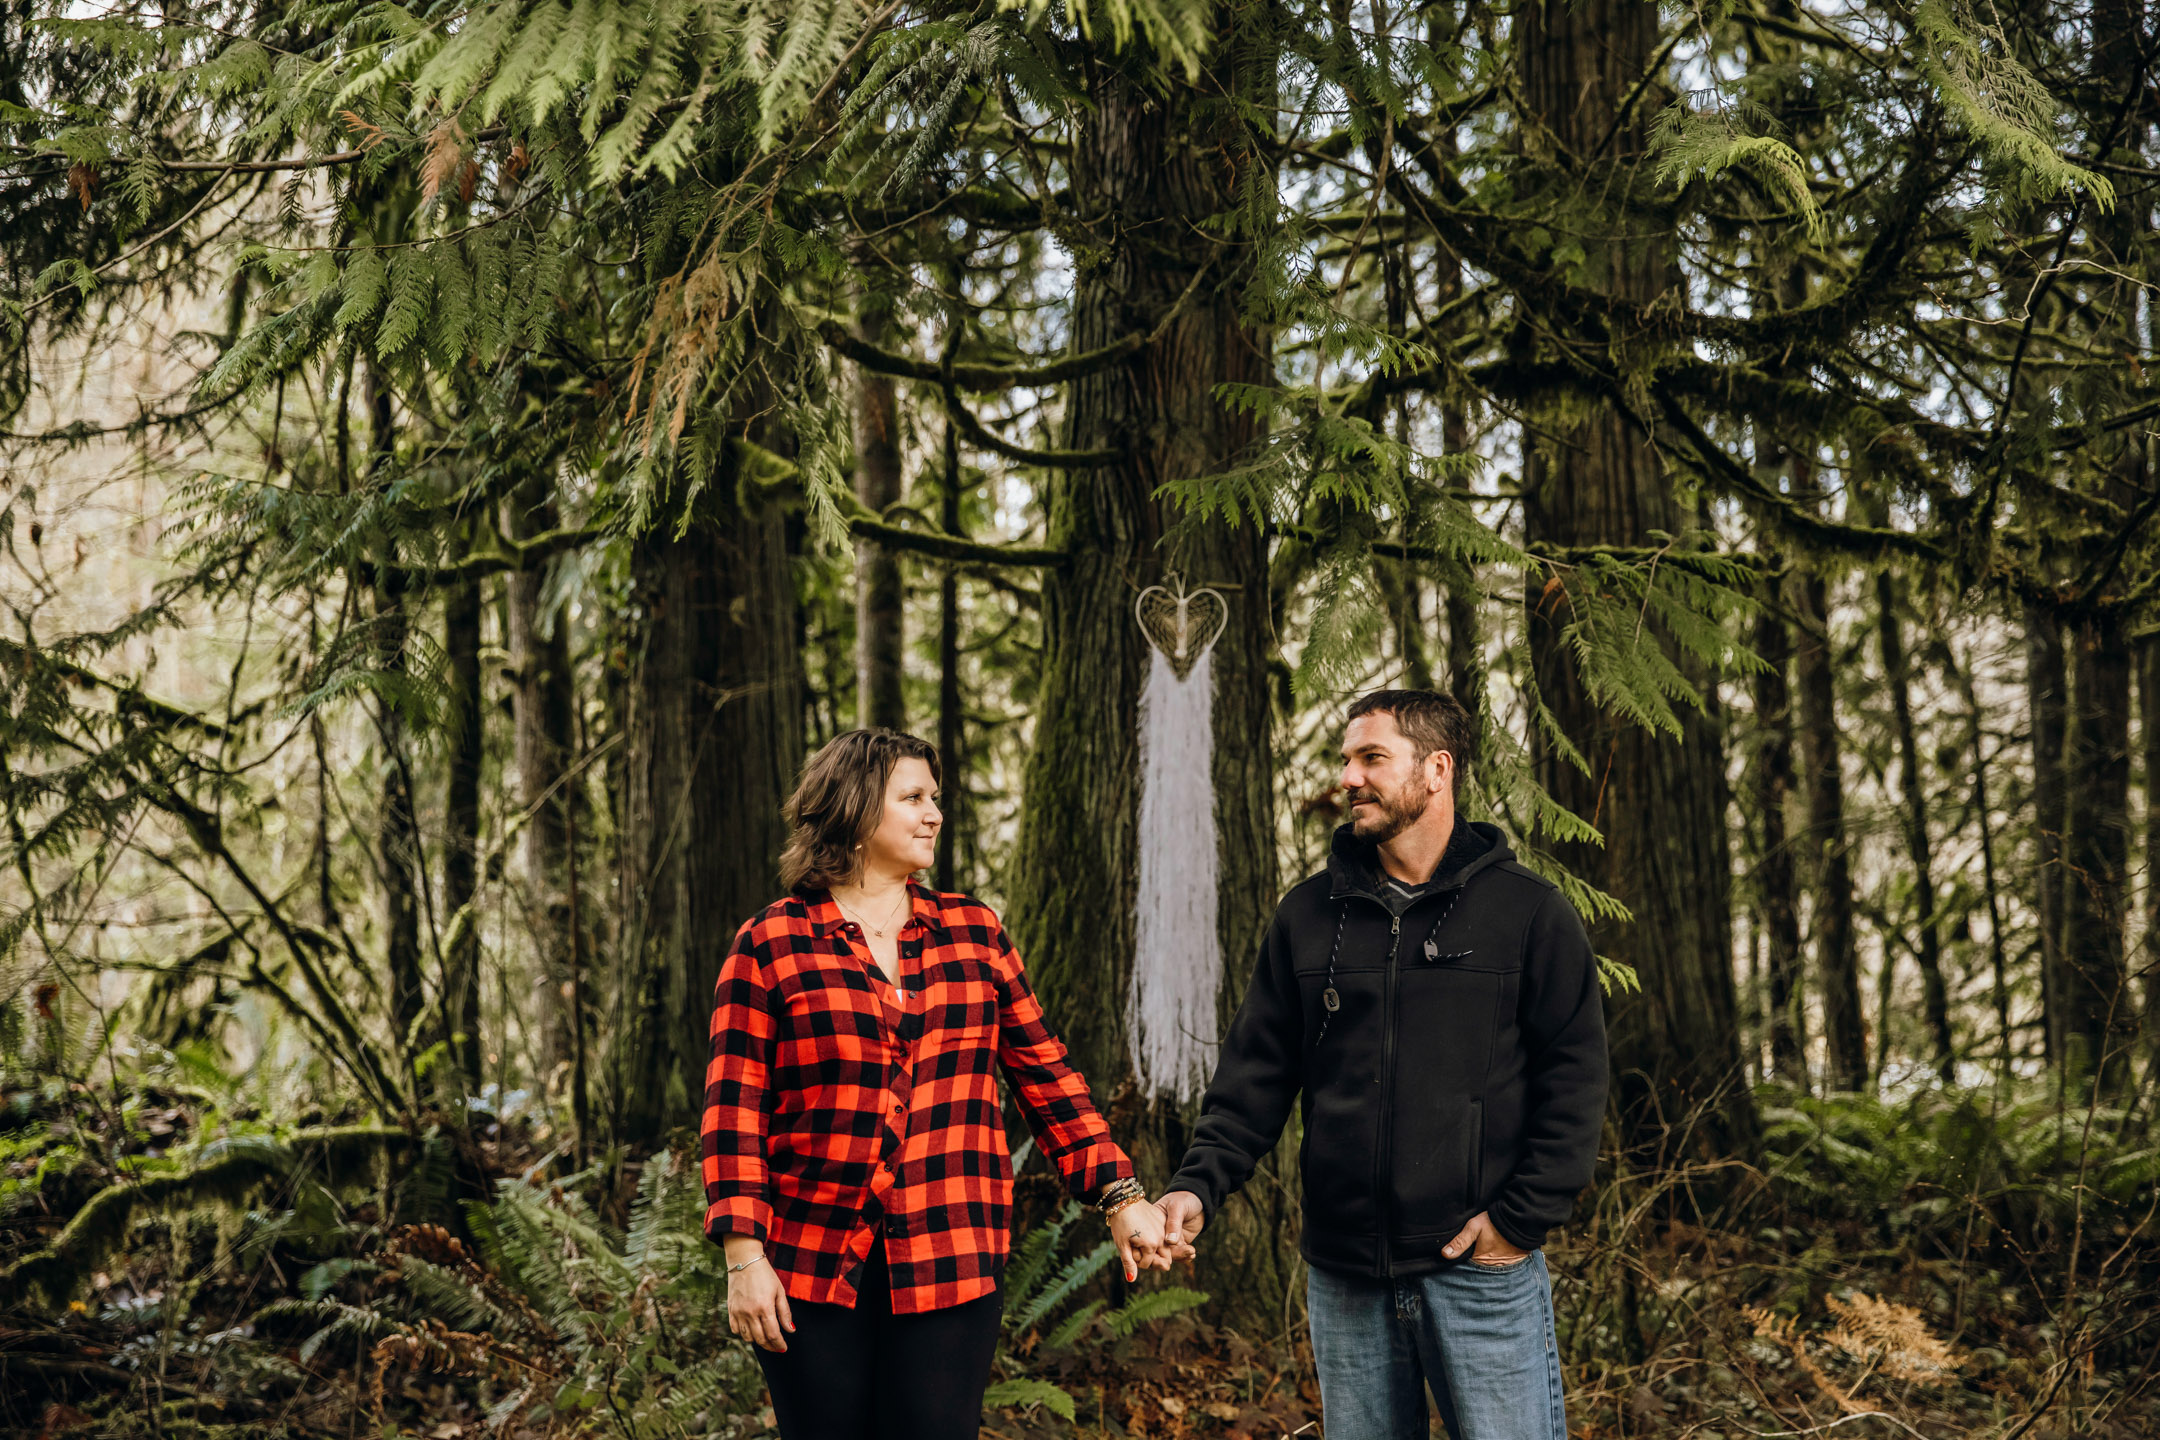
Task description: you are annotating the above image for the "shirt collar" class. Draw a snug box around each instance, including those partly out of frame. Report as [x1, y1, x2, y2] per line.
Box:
[806, 879, 942, 937]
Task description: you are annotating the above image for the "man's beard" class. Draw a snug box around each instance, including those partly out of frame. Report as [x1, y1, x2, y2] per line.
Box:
[1346, 781, 1431, 844]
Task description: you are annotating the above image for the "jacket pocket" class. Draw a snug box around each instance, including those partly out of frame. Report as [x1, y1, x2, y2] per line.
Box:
[1390, 1095, 1476, 1237]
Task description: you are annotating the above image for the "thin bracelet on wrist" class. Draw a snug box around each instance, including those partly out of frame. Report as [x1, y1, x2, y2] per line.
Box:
[727, 1252, 769, 1274]
[1095, 1177, 1147, 1216]
[1102, 1193, 1147, 1222]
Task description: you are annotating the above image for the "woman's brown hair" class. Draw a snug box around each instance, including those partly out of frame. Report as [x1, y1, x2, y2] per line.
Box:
[779, 729, 943, 894]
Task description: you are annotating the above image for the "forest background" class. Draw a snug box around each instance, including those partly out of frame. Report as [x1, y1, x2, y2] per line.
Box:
[2, 0, 2158, 1435]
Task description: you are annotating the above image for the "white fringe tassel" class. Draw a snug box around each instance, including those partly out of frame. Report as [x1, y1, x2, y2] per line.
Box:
[1130, 645, 1221, 1102]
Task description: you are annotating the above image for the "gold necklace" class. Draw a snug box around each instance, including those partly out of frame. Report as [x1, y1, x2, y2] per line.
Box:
[835, 885, 909, 938]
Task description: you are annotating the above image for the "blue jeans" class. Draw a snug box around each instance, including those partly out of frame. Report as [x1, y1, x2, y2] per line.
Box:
[1306, 1251, 1566, 1440]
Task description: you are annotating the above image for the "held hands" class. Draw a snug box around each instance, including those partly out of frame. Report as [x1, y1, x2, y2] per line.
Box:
[723, 1236, 795, 1352]
[1155, 1190, 1205, 1266]
[1442, 1210, 1531, 1267]
[1109, 1196, 1174, 1279]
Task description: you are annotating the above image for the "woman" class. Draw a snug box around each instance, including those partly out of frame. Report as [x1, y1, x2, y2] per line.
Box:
[701, 728, 1168, 1440]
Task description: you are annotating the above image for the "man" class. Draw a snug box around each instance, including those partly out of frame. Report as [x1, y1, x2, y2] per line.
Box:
[1157, 689, 1606, 1440]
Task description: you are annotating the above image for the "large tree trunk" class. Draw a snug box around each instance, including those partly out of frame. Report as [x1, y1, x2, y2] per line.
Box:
[441, 567, 485, 1094]
[854, 294, 907, 731]
[505, 472, 580, 1073]
[2143, 638, 2160, 1069]
[1749, 591, 1807, 1088]
[1515, 0, 1753, 1156]
[1433, 133, 1481, 717]
[934, 420, 966, 892]
[2061, 4, 2144, 1090]
[365, 363, 427, 1077]
[608, 477, 801, 1150]
[2027, 602, 2070, 1065]
[2063, 612, 2133, 1088]
[1793, 566, 1868, 1091]
[1876, 568, 1954, 1080]
[1004, 22, 1280, 1308]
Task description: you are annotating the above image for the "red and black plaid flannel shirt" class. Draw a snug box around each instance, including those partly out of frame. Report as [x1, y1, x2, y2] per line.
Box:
[700, 882, 1133, 1314]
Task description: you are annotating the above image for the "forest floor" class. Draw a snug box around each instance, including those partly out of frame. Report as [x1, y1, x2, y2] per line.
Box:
[4, 1083, 2156, 1440]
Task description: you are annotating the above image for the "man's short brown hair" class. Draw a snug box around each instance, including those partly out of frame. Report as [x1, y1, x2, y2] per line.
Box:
[1345, 689, 1476, 800]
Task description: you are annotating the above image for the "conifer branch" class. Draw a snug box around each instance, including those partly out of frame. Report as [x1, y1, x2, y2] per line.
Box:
[400, 523, 609, 585]
[0, 639, 236, 738]
[818, 319, 1149, 391]
[850, 514, 1065, 566]
[843, 497, 1064, 567]
[1655, 395, 1955, 567]
[941, 388, 1123, 468]
[159, 127, 508, 173]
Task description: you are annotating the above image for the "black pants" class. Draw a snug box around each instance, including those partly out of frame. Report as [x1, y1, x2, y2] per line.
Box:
[753, 1239, 1004, 1440]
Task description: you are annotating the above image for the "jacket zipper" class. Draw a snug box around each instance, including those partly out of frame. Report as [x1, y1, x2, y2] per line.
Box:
[1375, 911, 1402, 1278]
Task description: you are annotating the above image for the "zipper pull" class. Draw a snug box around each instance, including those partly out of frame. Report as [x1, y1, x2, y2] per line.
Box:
[1391, 915, 1401, 935]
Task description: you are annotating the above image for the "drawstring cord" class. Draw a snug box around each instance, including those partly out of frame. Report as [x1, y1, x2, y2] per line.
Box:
[1313, 888, 1474, 1046]
[1315, 903, 1348, 1043]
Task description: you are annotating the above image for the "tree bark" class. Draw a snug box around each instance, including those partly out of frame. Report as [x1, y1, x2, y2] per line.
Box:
[854, 294, 908, 731]
[1749, 590, 1807, 1088]
[2063, 611, 2133, 1089]
[608, 475, 801, 1150]
[2056, 0, 2143, 1092]
[1003, 17, 1281, 1309]
[935, 419, 965, 893]
[505, 471, 580, 1073]
[2027, 601, 2069, 1066]
[1433, 129, 1480, 718]
[365, 362, 426, 1076]
[1515, 0, 1753, 1155]
[1008, 38, 1275, 1083]
[441, 567, 485, 1094]
[2142, 637, 2160, 1069]
[1441, 413, 1480, 717]
[1875, 568, 1954, 1080]
[1794, 567, 1868, 1091]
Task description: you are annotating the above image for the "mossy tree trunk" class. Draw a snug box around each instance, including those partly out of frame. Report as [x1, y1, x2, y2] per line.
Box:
[1003, 7, 1283, 1311]
[854, 292, 907, 732]
[505, 471, 582, 1074]
[1749, 588, 1807, 1088]
[1515, 0, 1754, 1156]
[1796, 564, 1868, 1091]
[607, 468, 802, 1151]
[1875, 567, 1954, 1080]
[441, 564, 485, 1094]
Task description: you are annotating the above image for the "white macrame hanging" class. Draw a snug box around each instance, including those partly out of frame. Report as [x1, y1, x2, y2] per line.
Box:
[1130, 574, 1229, 1102]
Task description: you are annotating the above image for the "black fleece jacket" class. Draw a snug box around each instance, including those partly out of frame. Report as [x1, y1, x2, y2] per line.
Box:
[1167, 822, 1607, 1276]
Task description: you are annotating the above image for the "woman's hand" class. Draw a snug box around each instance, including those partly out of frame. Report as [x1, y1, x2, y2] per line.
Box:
[1110, 1199, 1170, 1280]
[723, 1237, 795, 1352]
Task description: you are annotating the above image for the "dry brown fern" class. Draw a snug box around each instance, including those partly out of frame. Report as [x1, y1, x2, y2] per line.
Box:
[1823, 1292, 1962, 1386]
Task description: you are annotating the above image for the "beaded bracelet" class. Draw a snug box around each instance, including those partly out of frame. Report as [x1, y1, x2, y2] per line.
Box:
[1094, 1177, 1147, 1215]
[1102, 1192, 1148, 1222]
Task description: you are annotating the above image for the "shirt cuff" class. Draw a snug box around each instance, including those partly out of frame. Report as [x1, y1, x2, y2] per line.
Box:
[704, 1195, 772, 1243]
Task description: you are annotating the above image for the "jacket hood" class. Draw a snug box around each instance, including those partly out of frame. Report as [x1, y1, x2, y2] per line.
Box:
[1326, 818, 1514, 901]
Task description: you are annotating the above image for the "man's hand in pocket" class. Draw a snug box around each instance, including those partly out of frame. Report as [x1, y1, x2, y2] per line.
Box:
[1442, 1211, 1531, 1268]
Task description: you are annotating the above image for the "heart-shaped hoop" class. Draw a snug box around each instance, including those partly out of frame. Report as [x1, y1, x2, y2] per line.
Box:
[1134, 575, 1228, 681]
